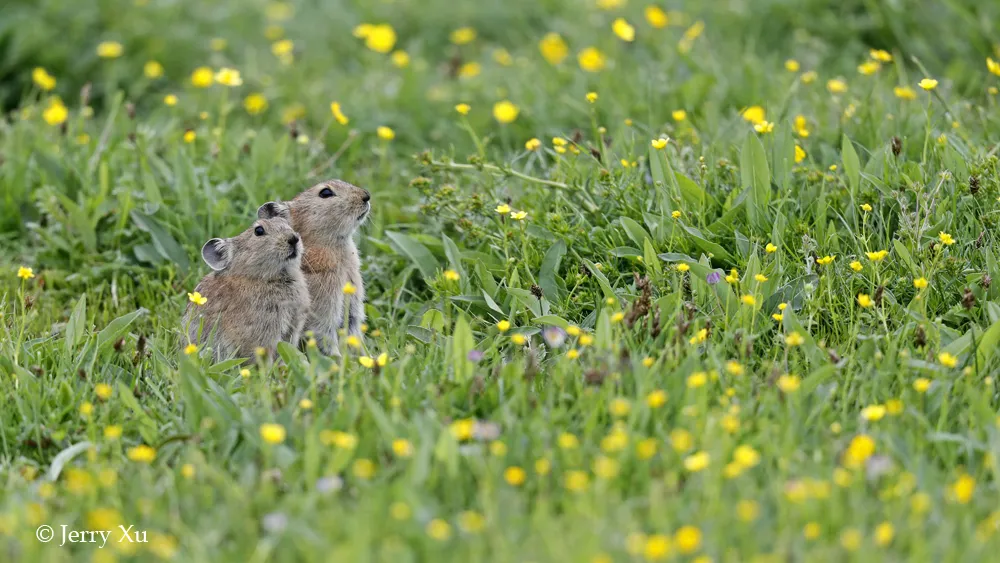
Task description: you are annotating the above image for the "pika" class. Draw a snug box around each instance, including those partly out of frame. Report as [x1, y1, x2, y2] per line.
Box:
[258, 179, 370, 353]
[183, 217, 310, 361]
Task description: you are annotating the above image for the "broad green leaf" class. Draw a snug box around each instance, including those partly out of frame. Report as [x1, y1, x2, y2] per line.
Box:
[741, 132, 771, 231]
[97, 309, 145, 352]
[975, 317, 1000, 368]
[893, 240, 918, 276]
[675, 173, 709, 207]
[441, 234, 467, 290]
[131, 211, 190, 273]
[643, 238, 662, 277]
[385, 231, 439, 281]
[620, 217, 653, 249]
[65, 294, 87, 356]
[451, 315, 475, 383]
[532, 315, 570, 329]
[539, 240, 566, 303]
[842, 135, 861, 199]
[679, 223, 734, 263]
[582, 259, 616, 300]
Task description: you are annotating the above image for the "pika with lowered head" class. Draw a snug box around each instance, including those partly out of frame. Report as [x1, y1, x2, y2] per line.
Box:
[183, 216, 310, 361]
[258, 179, 370, 353]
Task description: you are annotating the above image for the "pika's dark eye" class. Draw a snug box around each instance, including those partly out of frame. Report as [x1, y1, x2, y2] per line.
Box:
[319, 187, 336, 198]
[254, 226, 265, 236]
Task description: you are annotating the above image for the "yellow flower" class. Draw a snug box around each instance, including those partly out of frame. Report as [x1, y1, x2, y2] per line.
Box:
[645, 6, 669, 28]
[345, 335, 362, 349]
[495, 203, 511, 214]
[776, 374, 801, 393]
[450, 26, 476, 45]
[376, 353, 389, 367]
[918, 78, 938, 91]
[913, 277, 928, 289]
[951, 474, 976, 504]
[740, 294, 756, 306]
[754, 274, 768, 282]
[858, 60, 880, 75]
[866, 250, 888, 262]
[765, 243, 778, 253]
[846, 260, 861, 272]
[786, 332, 804, 347]
[214, 67, 242, 87]
[841, 528, 862, 551]
[577, 47, 606, 72]
[938, 352, 958, 368]
[672, 109, 687, 121]
[671, 210, 682, 219]
[458, 511, 485, 533]
[988, 57, 1000, 77]
[803, 522, 821, 540]
[183, 343, 198, 355]
[95, 383, 113, 400]
[870, 49, 893, 62]
[385, 50, 409, 68]
[857, 294, 873, 308]
[259, 423, 286, 444]
[17, 266, 35, 280]
[564, 470, 589, 492]
[441, 269, 460, 281]
[32, 67, 56, 91]
[508, 333, 526, 346]
[420, 517, 452, 542]
[454, 103, 471, 116]
[525, 138, 541, 151]
[611, 312, 625, 323]
[817, 255, 835, 265]
[493, 48, 513, 66]
[183, 130, 197, 143]
[785, 59, 800, 72]
[593, 456, 619, 479]
[674, 525, 702, 554]
[874, 521, 895, 547]
[643, 534, 671, 560]
[596, 0, 625, 9]
[733, 445, 760, 469]
[163, 94, 178, 107]
[938, 232, 955, 246]
[510, 210, 528, 221]
[677, 263, 690, 272]
[190, 66, 214, 88]
[861, 404, 886, 421]
[359, 356, 375, 368]
[772, 313, 783, 322]
[539, 32, 569, 65]
[496, 320, 511, 333]
[651, 138, 668, 149]
[827, 79, 848, 94]
[737, 500, 760, 522]
[318, 103, 346, 128]
[493, 100, 520, 124]
[365, 24, 397, 53]
[457, 62, 481, 78]
[894, 86, 917, 100]
[392, 439, 413, 458]
[377, 126, 395, 141]
[647, 390, 667, 408]
[127, 445, 157, 463]
[684, 451, 710, 472]
[609, 398, 631, 417]
[842, 434, 875, 468]
[143, 60, 164, 79]
[96, 41, 124, 59]
[612, 18, 635, 42]
[79, 402, 93, 418]
[754, 120, 775, 133]
[912, 377, 931, 393]
[42, 99, 68, 126]
[642, 357, 656, 368]
[243, 93, 268, 115]
[741, 105, 766, 124]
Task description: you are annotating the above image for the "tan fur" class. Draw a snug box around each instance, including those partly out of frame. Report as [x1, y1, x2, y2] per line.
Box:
[258, 179, 369, 354]
[183, 217, 309, 361]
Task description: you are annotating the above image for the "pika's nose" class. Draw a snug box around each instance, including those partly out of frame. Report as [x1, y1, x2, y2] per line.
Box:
[288, 235, 300, 246]
[361, 189, 371, 202]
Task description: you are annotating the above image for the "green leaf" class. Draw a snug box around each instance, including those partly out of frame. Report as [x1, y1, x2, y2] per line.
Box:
[65, 294, 87, 356]
[679, 223, 734, 263]
[441, 234, 467, 290]
[975, 317, 1000, 368]
[643, 238, 662, 278]
[582, 259, 616, 300]
[539, 240, 566, 303]
[96, 309, 145, 352]
[131, 211, 190, 273]
[842, 134, 861, 200]
[620, 217, 653, 249]
[451, 315, 475, 383]
[647, 145, 673, 215]
[532, 315, 570, 329]
[594, 310, 613, 350]
[893, 240, 918, 276]
[385, 231, 439, 281]
[741, 132, 771, 231]
[675, 173, 709, 207]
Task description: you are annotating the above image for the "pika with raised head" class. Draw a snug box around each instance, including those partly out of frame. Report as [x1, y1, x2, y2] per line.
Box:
[258, 179, 370, 353]
[183, 216, 310, 361]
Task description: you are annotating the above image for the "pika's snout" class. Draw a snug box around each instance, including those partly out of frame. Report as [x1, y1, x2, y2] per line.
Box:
[288, 235, 300, 247]
[361, 189, 371, 203]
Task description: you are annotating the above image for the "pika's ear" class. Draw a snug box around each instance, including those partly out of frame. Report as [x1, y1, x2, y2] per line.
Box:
[201, 238, 230, 271]
[258, 201, 291, 220]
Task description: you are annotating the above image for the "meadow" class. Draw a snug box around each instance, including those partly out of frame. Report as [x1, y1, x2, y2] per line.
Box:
[2, 0, 1000, 561]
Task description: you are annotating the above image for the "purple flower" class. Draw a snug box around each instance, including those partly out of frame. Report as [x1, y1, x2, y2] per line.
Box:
[467, 349, 484, 362]
[543, 326, 567, 348]
[706, 271, 722, 285]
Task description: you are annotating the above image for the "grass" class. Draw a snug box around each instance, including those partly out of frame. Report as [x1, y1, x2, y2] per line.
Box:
[3, 0, 1000, 561]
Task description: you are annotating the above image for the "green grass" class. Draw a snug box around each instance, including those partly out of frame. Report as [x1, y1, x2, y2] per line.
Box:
[3, 0, 1000, 561]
